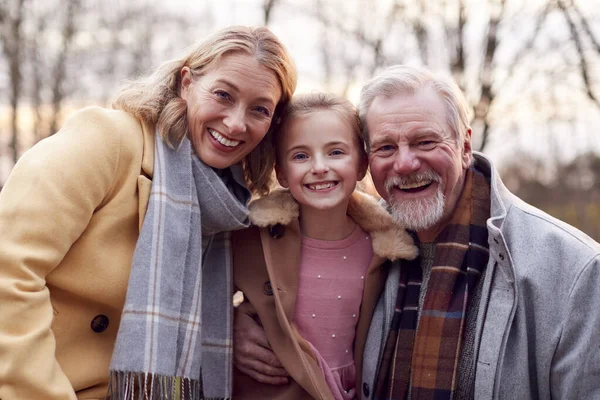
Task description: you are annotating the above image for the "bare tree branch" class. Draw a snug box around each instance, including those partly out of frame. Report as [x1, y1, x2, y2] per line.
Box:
[412, 0, 428, 65]
[450, 0, 466, 88]
[263, 0, 278, 25]
[570, 0, 600, 53]
[557, 0, 600, 108]
[472, 0, 506, 151]
[497, 1, 552, 89]
[298, 0, 401, 71]
[1, 0, 26, 163]
[30, 10, 48, 142]
[48, 0, 81, 136]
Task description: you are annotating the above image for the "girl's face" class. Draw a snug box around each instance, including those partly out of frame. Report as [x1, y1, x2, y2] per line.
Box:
[180, 52, 282, 169]
[276, 110, 367, 215]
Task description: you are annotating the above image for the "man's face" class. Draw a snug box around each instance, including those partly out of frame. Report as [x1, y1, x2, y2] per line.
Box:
[366, 87, 472, 242]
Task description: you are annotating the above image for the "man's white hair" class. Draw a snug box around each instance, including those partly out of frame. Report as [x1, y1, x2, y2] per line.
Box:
[358, 65, 472, 151]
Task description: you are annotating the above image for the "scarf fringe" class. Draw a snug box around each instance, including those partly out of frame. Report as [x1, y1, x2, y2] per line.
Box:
[107, 371, 211, 400]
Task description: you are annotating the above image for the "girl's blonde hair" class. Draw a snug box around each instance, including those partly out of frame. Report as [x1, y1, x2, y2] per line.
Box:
[113, 25, 297, 195]
[275, 92, 366, 163]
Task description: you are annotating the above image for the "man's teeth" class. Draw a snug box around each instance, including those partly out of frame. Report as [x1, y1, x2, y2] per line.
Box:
[398, 180, 432, 189]
[209, 129, 240, 147]
[308, 182, 336, 190]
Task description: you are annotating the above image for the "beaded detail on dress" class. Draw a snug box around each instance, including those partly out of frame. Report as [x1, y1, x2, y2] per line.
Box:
[294, 225, 373, 399]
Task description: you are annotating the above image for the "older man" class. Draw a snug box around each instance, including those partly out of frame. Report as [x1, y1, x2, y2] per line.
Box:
[234, 66, 600, 399]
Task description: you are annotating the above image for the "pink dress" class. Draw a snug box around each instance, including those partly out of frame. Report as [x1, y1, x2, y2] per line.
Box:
[293, 226, 373, 399]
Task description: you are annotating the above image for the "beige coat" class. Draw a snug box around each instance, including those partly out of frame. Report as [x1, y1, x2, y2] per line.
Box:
[232, 190, 417, 399]
[0, 107, 155, 399]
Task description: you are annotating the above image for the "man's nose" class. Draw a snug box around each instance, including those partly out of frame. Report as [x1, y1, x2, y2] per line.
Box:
[393, 146, 420, 174]
[223, 106, 247, 135]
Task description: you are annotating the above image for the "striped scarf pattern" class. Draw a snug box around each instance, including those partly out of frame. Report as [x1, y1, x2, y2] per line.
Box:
[374, 168, 490, 400]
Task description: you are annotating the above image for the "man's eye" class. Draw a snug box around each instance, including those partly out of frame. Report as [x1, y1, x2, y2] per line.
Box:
[418, 141, 436, 149]
[376, 145, 395, 152]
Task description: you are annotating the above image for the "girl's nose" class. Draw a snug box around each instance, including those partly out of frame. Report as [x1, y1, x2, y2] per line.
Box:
[311, 155, 329, 174]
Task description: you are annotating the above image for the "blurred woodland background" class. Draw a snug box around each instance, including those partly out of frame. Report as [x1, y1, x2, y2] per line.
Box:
[1, 0, 599, 239]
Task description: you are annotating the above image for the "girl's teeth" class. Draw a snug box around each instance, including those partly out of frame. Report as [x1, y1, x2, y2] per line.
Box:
[209, 129, 240, 147]
[309, 182, 335, 190]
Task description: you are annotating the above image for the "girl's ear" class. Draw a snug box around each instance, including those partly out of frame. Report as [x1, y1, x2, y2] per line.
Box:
[275, 165, 289, 188]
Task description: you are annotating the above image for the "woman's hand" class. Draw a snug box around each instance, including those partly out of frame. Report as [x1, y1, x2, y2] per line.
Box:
[234, 302, 290, 385]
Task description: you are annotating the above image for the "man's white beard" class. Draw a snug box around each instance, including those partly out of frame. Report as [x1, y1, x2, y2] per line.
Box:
[385, 171, 445, 232]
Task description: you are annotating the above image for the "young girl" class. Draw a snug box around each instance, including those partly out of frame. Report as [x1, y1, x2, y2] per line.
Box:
[232, 93, 417, 399]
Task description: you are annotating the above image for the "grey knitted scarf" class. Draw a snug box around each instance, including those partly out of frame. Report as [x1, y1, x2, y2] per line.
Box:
[109, 133, 251, 399]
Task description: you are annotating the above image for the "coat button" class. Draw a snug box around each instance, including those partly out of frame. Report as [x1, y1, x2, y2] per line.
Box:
[263, 281, 273, 296]
[91, 315, 109, 333]
[499, 253, 505, 260]
[363, 382, 370, 397]
[268, 224, 285, 239]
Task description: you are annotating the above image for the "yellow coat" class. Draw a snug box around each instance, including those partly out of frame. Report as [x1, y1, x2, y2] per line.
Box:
[0, 107, 154, 399]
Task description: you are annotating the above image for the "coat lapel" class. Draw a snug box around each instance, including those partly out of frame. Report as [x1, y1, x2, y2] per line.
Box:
[137, 120, 155, 231]
[353, 254, 390, 388]
[259, 219, 302, 321]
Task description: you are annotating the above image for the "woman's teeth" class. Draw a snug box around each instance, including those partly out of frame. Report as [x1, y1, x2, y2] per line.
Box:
[209, 128, 240, 147]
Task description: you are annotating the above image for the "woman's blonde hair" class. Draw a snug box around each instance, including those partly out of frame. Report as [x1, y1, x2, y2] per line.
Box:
[275, 92, 366, 162]
[113, 25, 297, 195]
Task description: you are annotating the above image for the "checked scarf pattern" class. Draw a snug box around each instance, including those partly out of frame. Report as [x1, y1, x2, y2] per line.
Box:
[374, 168, 491, 400]
[109, 133, 250, 400]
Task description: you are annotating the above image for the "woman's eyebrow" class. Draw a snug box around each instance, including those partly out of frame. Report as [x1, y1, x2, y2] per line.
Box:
[214, 78, 277, 105]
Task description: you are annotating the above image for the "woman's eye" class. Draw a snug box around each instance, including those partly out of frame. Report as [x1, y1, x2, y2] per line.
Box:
[253, 106, 271, 118]
[214, 90, 232, 101]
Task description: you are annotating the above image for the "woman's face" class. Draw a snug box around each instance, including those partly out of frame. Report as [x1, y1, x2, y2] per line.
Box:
[181, 52, 282, 169]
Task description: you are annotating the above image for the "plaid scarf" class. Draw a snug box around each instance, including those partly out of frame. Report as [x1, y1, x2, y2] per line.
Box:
[109, 134, 251, 399]
[374, 168, 490, 400]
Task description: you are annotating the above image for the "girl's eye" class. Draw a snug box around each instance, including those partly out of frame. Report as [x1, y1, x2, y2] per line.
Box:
[292, 153, 308, 161]
[253, 106, 272, 118]
[330, 149, 345, 156]
[214, 90, 232, 101]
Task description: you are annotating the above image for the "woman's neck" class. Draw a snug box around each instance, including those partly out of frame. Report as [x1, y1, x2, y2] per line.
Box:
[299, 204, 355, 241]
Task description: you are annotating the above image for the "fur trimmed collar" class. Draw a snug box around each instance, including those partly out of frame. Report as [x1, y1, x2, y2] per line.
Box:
[248, 189, 418, 261]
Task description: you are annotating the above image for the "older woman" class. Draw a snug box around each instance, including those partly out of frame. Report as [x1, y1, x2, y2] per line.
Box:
[0, 26, 296, 400]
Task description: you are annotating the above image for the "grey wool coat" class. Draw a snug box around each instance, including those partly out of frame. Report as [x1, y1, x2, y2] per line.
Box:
[361, 152, 600, 400]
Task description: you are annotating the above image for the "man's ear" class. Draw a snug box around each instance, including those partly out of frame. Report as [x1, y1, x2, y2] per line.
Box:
[461, 128, 473, 169]
[180, 66, 192, 100]
[275, 165, 289, 188]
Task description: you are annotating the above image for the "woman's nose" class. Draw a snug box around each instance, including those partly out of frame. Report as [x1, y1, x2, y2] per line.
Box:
[223, 106, 247, 135]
